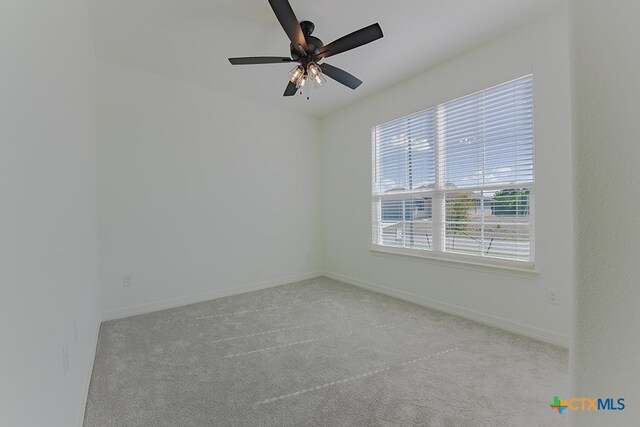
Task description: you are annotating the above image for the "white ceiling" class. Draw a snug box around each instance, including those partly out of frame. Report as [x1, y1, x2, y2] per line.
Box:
[88, 0, 560, 118]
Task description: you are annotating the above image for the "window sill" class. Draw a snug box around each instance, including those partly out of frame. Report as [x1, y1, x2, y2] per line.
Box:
[369, 245, 538, 276]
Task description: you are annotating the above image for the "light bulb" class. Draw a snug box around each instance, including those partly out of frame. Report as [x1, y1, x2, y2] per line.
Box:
[306, 63, 325, 88]
[307, 63, 321, 77]
[289, 66, 304, 83]
[297, 74, 307, 88]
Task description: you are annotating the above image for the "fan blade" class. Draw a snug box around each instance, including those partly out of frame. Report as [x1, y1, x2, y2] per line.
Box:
[320, 63, 362, 90]
[268, 0, 308, 54]
[228, 56, 294, 65]
[318, 23, 383, 59]
[283, 81, 298, 96]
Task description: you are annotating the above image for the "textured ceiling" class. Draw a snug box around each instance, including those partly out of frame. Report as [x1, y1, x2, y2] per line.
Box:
[88, 0, 560, 117]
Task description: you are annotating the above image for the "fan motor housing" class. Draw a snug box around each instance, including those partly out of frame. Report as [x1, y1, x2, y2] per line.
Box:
[290, 21, 323, 61]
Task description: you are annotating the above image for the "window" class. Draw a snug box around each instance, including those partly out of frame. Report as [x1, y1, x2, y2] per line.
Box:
[372, 75, 534, 266]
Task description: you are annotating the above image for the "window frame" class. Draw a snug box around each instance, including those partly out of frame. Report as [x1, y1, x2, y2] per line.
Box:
[371, 76, 536, 271]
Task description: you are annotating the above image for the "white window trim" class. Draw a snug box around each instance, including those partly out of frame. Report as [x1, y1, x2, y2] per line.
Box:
[371, 76, 535, 270]
[369, 244, 537, 274]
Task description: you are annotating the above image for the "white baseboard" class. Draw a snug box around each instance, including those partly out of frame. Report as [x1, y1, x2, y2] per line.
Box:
[322, 270, 569, 348]
[101, 271, 323, 322]
[77, 318, 101, 427]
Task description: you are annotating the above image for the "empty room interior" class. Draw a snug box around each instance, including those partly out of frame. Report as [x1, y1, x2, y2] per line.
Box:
[2, 0, 639, 426]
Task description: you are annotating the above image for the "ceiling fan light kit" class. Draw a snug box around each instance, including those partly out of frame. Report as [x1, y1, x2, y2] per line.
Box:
[228, 0, 383, 97]
[290, 62, 325, 91]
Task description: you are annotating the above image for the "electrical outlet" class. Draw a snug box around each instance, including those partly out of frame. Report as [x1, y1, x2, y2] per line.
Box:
[62, 344, 69, 377]
[122, 274, 133, 287]
[546, 289, 560, 305]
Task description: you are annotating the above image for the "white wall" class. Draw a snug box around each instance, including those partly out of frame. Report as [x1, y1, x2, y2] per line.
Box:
[97, 61, 322, 318]
[0, 1, 99, 426]
[321, 9, 572, 346]
[570, 0, 640, 424]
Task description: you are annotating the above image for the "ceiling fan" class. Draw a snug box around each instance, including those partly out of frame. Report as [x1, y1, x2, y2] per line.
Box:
[228, 0, 383, 96]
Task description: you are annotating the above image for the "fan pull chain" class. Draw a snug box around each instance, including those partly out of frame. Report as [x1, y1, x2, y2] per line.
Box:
[298, 81, 310, 101]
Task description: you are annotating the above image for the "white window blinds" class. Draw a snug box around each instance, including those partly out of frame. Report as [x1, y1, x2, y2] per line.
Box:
[372, 75, 534, 263]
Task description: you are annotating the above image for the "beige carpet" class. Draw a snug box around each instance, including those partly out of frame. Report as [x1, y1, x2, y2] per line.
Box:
[84, 277, 568, 426]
